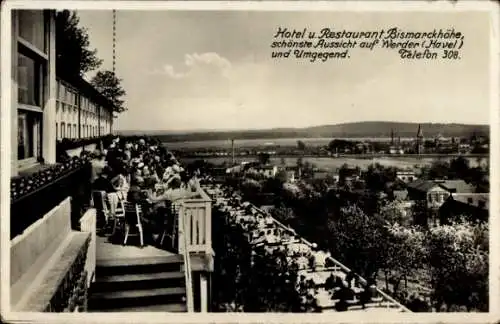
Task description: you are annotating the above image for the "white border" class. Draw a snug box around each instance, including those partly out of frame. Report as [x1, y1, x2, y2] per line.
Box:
[1, 1, 499, 323]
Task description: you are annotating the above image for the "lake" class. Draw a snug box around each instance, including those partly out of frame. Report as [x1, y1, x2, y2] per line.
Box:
[179, 156, 486, 171]
[162, 137, 417, 150]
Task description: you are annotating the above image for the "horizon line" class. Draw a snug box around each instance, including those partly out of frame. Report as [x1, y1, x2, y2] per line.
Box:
[115, 120, 490, 134]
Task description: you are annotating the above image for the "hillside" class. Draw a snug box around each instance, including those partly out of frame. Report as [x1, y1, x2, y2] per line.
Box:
[117, 122, 489, 142]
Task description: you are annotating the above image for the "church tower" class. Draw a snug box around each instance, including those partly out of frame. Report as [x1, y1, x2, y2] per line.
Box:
[416, 124, 424, 154]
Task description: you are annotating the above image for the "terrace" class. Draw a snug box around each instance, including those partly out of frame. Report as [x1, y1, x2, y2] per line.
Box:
[207, 184, 410, 313]
[10, 138, 214, 313]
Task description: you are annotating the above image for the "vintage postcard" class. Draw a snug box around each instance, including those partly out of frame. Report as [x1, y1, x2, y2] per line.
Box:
[0, 1, 498, 323]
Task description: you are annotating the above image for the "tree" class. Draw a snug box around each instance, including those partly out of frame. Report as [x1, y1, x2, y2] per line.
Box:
[449, 157, 470, 180]
[424, 160, 450, 180]
[326, 205, 388, 280]
[297, 140, 306, 151]
[91, 70, 127, 113]
[411, 200, 428, 227]
[338, 163, 350, 186]
[245, 247, 304, 312]
[257, 153, 270, 165]
[296, 157, 303, 169]
[427, 222, 488, 311]
[328, 139, 352, 153]
[275, 169, 288, 183]
[379, 201, 411, 226]
[384, 224, 427, 296]
[56, 10, 103, 78]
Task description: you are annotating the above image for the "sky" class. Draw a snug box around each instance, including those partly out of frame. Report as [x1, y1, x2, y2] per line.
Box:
[76, 9, 492, 131]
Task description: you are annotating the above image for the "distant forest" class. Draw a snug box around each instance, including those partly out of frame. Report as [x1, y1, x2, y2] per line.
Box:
[118, 122, 489, 142]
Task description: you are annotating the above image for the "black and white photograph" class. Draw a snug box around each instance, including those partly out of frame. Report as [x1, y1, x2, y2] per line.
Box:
[1, 1, 498, 322]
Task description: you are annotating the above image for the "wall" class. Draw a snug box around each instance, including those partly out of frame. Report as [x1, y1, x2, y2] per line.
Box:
[10, 197, 72, 289]
[79, 208, 96, 287]
[42, 10, 56, 164]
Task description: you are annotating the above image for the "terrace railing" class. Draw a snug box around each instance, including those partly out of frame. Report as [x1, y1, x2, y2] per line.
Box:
[10, 162, 92, 239]
[79, 209, 97, 287]
[177, 188, 213, 255]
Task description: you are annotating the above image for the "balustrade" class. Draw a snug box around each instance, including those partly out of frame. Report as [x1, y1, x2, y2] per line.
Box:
[79, 209, 97, 287]
[177, 188, 212, 255]
[11, 160, 92, 238]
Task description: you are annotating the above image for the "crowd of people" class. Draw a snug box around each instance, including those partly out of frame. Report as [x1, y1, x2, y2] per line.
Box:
[206, 183, 403, 312]
[89, 136, 201, 247]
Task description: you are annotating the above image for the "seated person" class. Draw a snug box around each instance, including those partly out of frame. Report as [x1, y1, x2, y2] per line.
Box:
[93, 167, 115, 193]
[111, 166, 130, 199]
[147, 177, 200, 203]
[91, 152, 106, 183]
[126, 176, 145, 206]
[126, 176, 157, 242]
[142, 166, 160, 188]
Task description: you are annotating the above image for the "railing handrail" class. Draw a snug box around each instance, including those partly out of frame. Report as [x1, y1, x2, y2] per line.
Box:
[181, 187, 212, 203]
[11, 163, 90, 204]
[180, 206, 195, 312]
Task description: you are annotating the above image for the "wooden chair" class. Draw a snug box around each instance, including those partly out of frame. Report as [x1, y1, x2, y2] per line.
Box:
[111, 198, 126, 237]
[160, 203, 179, 249]
[123, 202, 144, 247]
[91, 190, 111, 228]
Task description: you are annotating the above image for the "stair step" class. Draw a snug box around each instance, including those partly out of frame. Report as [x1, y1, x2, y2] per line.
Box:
[91, 271, 186, 292]
[97, 255, 183, 267]
[97, 272, 184, 283]
[94, 303, 187, 312]
[88, 287, 187, 310]
[91, 287, 186, 300]
[96, 256, 183, 275]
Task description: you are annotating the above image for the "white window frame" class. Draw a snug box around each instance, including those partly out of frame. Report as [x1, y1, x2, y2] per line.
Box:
[16, 10, 49, 169]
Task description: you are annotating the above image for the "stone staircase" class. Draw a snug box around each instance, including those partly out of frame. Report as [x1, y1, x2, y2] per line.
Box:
[88, 255, 187, 312]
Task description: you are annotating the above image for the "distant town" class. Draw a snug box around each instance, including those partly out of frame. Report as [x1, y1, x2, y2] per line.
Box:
[171, 125, 489, 158]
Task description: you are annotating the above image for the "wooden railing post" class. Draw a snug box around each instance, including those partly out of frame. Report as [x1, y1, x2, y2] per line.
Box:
[177, 204, 185, 255]
[205, 200, 212, 253]
[179, 202, 194, 312]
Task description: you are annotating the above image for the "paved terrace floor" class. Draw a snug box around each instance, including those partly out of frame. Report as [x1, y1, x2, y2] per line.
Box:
[96, 236, 176, 263]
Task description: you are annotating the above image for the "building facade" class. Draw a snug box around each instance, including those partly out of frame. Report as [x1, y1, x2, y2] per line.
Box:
[11, 9, 113, 176]
[11, 10, 56, 174]
[55, 78, 113, 140]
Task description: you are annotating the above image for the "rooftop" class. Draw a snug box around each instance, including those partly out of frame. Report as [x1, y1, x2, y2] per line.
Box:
[450, 193, 489, 210]
[407, 179, 474, 194]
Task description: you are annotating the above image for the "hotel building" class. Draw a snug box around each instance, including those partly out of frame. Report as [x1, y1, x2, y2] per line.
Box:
[11, 9, 114, 176]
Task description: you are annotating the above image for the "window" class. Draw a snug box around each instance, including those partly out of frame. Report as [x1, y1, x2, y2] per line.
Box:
[67, 124, 71, 138]
[61, 122, 65, 138]
[17, 112, 40, 160]
[65, 87, 70, 104]
[17, 53, 41, 106]
[18, 10, 46, 53]
[73, 124, 77, 138]
[58, 83, 64, 101]
[16, 11, 49, 164]
[56, 122, 58, 139]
